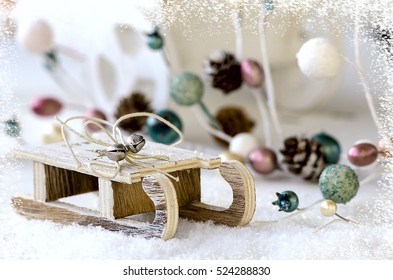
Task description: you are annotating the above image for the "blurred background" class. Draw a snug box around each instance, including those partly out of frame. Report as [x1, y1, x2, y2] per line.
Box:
[1, 0, 380, 150]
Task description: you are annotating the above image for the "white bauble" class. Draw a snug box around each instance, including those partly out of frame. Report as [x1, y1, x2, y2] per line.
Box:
[229, 133, 259, 160]
[19, 19, 54, 54]
[296, 37, 341, 80]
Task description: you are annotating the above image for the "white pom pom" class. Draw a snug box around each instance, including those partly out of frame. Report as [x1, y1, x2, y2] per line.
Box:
[229, 133, 260, 159]
[296, 37, 341, 80]
[19, 19, 54, 54]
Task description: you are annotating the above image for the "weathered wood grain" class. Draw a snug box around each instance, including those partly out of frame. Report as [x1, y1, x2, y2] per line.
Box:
[179, 160, 256, 227]
[141, 174, 179, 240]
[15, 141, 221, 184]
[112, 180, 154, 218]
[44, 165, 98, 202]
[170, 169, 201, 207]
[112, 169, 200, 219]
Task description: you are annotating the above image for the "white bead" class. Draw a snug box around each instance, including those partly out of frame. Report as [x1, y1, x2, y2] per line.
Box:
[320, 200, 337, 217]
[229, 133, 259, 159]
[19, 19, 54, 54]
[296, 37, 341, 80]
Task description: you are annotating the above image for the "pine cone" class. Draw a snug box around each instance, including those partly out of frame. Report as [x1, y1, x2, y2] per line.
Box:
[214, 106, 255, 146]
[203, 50, 243, 94]
[280, 136, 326, 181]
[114, 92, 153, 132]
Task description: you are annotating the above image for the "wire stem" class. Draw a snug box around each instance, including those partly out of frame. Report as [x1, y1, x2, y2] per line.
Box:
[353, 3, 381, 131]
[191, 106, 232, 144]
[231, 8, 243, 60]
[250, 88, 272, 146]
[258, 8, 283, 144]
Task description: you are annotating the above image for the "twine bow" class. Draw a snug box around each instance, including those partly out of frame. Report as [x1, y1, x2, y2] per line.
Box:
[56, 112, 183, 181]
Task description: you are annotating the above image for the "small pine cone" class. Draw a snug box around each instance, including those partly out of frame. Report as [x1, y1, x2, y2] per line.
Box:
[114, 92, 153, 132]
[280, 136, 326, 181]
[203, 50, 243, 94]
[214, 106, 255, 146]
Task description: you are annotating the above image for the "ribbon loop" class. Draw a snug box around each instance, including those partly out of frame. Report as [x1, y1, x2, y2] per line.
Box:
[56, 112, 183, 181]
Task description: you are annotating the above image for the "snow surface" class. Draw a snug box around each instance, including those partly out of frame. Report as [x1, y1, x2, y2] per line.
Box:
[1, 113, 391, 260]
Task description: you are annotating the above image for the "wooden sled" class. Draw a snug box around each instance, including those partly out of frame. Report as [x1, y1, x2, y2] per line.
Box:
[13, 140, 256, 240]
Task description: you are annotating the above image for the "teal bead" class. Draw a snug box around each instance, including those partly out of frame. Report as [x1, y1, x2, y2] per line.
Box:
[272, 191, 299, 213]
[147, 31, 164, 50]
[312, 132, 341, 164]
[4, 118, 21, 137]
[319, 164, 359, 204]
[264, 0, 275, 12]
[170, 72, 204, 106]
[146, 109, 182, 145]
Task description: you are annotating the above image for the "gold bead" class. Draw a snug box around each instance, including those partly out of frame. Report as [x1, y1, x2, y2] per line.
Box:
[320, 200, 337, 217]
[219, 151, 244, 163]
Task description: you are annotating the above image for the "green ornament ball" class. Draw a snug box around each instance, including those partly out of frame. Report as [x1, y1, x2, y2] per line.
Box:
[272, 191, 299, 213]
[147, 31, 164, 50]
[170, 72, 204, 106]
[146, 109, 182, 145]
[312, 132, 341, 164]
[4, 118, 21, 137]
[319, 164, 359, 204]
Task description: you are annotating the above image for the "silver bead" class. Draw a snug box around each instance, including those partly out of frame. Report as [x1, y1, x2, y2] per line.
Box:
[106, 143, 127, 161]
[126, 133, 146, 153]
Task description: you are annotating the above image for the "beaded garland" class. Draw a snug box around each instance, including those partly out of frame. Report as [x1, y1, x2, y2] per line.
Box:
[272, 191, 299, 213]
[170, 72, 204, 106]
[31, 97, 63, 117]
[146, 109, 183, 145]
[319, 164, 359, 204]
[312, 132, 341, 164]
[348, 142, 379, 166]
[3, 118, 21, 137]
[146, 29, 164, 50]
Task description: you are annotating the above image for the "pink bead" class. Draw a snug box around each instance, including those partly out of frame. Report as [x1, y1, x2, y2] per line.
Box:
[347, 142, 378, 167]
[85, 109, 107, 132]
[248, 147, 277, 174]
[31, 97, 62, 116]
[240, 59, 265, 88]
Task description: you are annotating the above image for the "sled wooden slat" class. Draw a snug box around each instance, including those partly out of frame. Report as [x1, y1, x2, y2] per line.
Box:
[16, 141, 221, 184]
